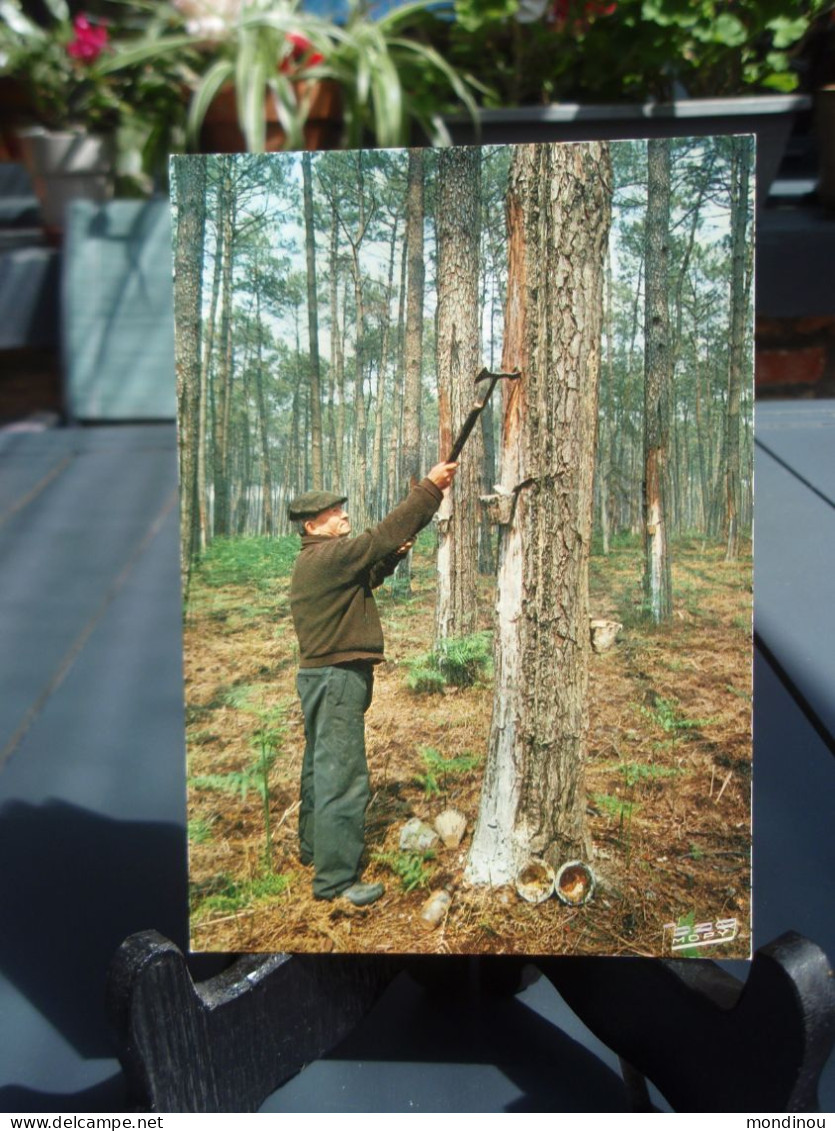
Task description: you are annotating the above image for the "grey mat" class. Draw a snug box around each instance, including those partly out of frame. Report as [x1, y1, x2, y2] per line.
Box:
[756, 401, 835, 504]
[0, 426, 179, 763]
[0, 420, 832, 1112]
[754, 433, 835, 747]
[63, 201, 176, 422]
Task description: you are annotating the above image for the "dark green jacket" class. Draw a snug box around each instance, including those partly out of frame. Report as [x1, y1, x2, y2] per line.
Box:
[289, 479, 443, 668]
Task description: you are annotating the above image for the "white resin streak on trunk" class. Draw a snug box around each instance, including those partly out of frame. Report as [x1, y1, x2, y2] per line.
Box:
[648, 498, 665, 622]
[435, 504, 453, 641]
[464, 502, 524, 885]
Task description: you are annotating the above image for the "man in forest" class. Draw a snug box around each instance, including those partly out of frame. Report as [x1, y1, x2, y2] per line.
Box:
[288, 460, 459, 907]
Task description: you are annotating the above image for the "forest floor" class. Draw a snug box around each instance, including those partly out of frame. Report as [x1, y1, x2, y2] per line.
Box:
[183, 529, 752, 959]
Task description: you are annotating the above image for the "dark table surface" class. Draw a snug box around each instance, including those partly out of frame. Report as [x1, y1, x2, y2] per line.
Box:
[0, 403, 833, 1113]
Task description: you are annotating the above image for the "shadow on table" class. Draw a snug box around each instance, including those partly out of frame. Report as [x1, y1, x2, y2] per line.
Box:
[0, 799, 191, 1057]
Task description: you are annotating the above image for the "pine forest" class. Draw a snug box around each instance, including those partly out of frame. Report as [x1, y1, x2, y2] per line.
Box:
[172, 136, 754, 958]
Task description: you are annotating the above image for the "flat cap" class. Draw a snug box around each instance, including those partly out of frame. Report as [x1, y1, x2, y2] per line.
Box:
[288, 490, 347, 521]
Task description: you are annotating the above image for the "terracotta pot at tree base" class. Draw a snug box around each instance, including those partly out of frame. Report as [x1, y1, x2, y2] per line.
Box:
[198, 80, 343, 153]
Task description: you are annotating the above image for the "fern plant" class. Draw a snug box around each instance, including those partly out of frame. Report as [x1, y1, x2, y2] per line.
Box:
[405, 631, 492, 694]
[373, 849, 435, 893]
[416, 746, 481, 798]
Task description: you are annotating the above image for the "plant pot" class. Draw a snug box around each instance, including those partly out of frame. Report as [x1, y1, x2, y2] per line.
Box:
[17, 128, 114, 240]
[446, 94, 811, 208]
[198, 79, 343, 153]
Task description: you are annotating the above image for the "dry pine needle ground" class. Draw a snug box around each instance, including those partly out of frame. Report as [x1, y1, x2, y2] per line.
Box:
[184, 533, 752, 958]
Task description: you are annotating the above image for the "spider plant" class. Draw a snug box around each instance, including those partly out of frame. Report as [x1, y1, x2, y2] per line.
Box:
[99, 0, 479, 151]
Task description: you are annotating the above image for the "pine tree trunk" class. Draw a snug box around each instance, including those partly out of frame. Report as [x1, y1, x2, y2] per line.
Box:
[371, 216, 398, 520]
[172, 157, 206, 593]
[435, 147, 482, 643]
[303, 152, 324, 491]
[254, 278, 274, 536]
[466, 142, 612, 884]
[643, 138, 673, 623]
[402, 149, 425, 491]
[724, 136, 752, 562]
[328, 208, 345, 489]
[198, 180, 223, 553]
[213, 159, 235, 539]
[398, 149, 426, 593]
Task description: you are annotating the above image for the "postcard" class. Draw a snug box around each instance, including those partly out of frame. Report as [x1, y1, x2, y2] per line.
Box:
[170, 136, 754, 957]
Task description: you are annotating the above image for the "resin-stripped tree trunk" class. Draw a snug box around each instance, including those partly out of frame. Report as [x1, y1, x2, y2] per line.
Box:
[435, 147, 481, 643]
[466, 142, 612, 884]
[643, 138, 673, 623]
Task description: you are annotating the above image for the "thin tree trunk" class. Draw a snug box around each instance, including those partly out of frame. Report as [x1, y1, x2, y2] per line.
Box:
[371, 215, 398, 520]
[254, 275, 274, 536]
[643, 138, 673, 623]
[172, 156, 206, 592]
[398, 149, 426, 593]
[303, 152, 324, 491]
[402, 148, 425, 491]
[198, 178, 223, 553]
[435, 147, 482, 643]
[213, 158, 235, 539]
[724, 136, 752, 561]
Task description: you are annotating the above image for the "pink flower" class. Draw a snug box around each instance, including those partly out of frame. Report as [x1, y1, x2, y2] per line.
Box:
[286, 30, 313, 57]
[279, 30, 325, 74]
[551, 0, 616, 31]
[67, 14, 109, 62]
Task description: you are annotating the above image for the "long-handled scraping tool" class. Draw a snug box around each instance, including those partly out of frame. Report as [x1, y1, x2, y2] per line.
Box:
[446, 367, 521, 462]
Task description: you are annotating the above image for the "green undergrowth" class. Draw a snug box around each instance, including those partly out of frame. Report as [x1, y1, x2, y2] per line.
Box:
[191, 871, 289, 920]
[616, 760, 685, 788]
[373, 850, 436, 893]
[416, 746, 482, 798]
[194, 535, 298, 589]
[190, 689, 290, 866]
[640, 696, 714, 738]
[406, 631, 493, 693]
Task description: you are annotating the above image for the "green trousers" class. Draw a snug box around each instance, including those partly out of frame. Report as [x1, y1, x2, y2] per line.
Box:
[296, 662, 374, 899]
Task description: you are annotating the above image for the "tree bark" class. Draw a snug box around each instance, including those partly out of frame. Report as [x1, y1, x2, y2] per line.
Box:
[302, 152, 324, 491]
[370, 214, 398, 520]
[466, 141, 612, 884]
[328, 207, 346, 490]
[172, 157, 206, 593]
[435, 147, 482, 643]
[643, 138, 673, 623]
[253, 271, 274, 536]
[397, 149, 426, 593]
[724, 136, 752, 561]
[401, 149, 425, 491]
[213, 158, 235, 539]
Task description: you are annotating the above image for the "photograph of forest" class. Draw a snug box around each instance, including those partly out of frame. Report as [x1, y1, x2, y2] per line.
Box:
[171, 135, 754, 957]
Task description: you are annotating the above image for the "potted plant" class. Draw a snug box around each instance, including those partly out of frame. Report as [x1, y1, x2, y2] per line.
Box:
[0, 0, 190, 229]
[434, 0, 830, 104]
[100, 0, 479, 152]
[431, 0, 833, 199]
